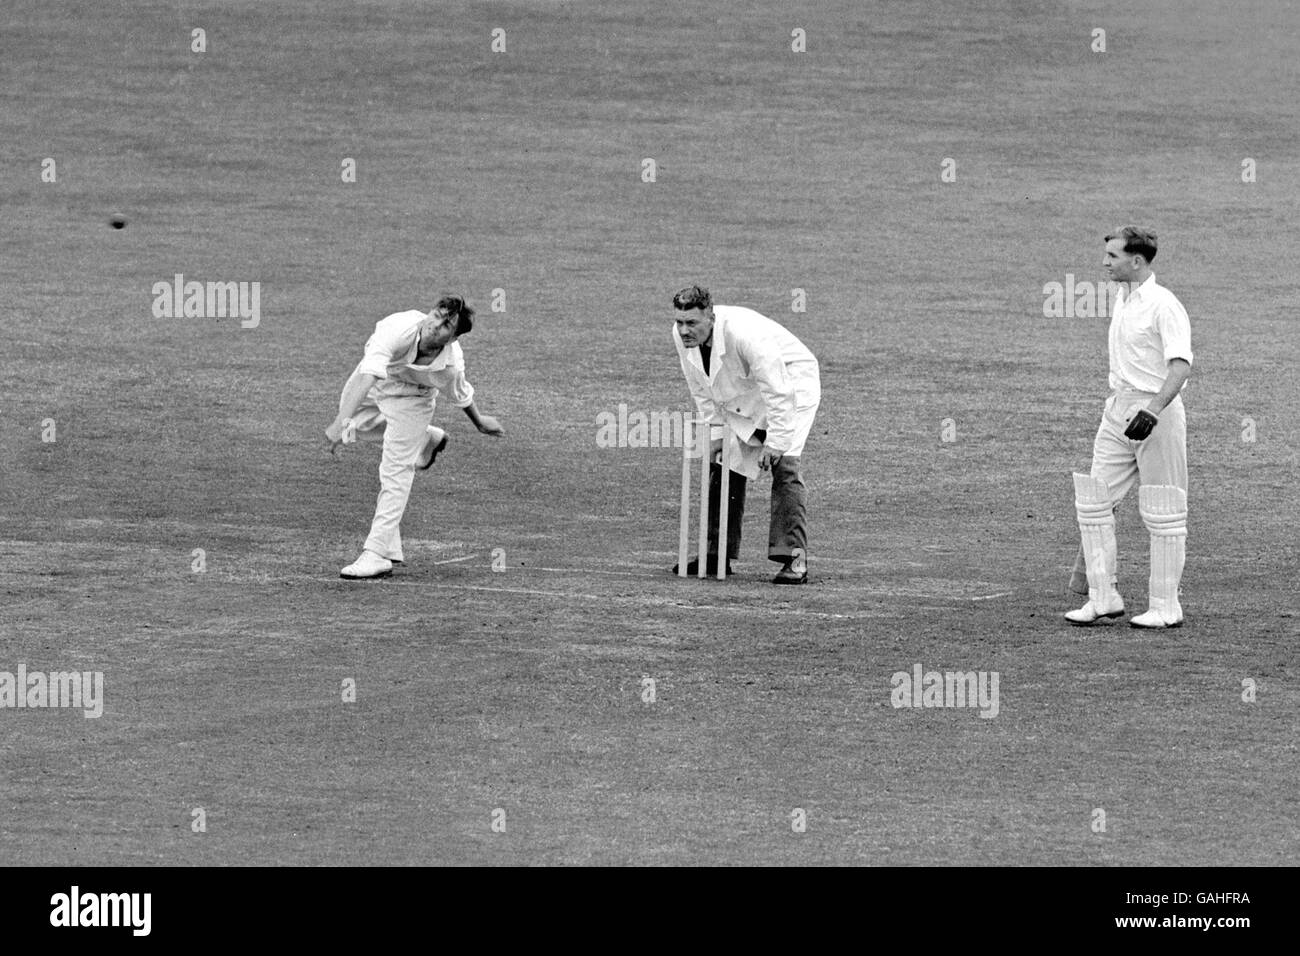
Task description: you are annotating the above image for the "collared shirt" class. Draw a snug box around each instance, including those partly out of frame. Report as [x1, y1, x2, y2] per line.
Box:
[1108, 273, 1193, 393]
[355, 309, 475, 406]
[674, 305, 820, 453]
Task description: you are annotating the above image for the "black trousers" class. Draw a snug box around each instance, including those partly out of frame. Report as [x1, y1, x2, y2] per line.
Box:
[707, 455, 808, 563]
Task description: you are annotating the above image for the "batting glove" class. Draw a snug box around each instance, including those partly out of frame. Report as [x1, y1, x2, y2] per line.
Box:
[1124, 409, 1158, 441]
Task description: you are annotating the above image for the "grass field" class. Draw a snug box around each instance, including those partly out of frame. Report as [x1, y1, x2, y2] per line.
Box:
[2, 0, 1298, 866]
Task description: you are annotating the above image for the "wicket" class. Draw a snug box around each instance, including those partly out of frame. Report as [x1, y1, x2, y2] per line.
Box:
[678, 417, 731, 580]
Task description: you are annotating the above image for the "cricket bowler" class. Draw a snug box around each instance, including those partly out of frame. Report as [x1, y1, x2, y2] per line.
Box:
[671, 285, 821, 584]
[1065, 226, 1192, 628]
[324, 295, 504, 579]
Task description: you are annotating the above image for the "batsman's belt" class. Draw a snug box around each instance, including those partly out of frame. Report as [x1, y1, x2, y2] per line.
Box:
[1109, 388, 1158, 402]
[1104, 389, 1173, 429]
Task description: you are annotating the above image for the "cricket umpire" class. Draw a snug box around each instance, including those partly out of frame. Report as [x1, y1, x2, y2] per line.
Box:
[325, 295, 504, 579]
[671, 285, 821, 584]
[1065, 227, 1192, 628]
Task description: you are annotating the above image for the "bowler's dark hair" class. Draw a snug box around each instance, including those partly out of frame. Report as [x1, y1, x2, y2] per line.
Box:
[672, 285, 712, 311]
[1105, 226, 1158, 264]
[436, 294, 475, 336]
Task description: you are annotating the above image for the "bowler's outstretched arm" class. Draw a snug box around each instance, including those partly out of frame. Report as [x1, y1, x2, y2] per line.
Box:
[461, 400, 505, 436]
[326, 370, 379, 452]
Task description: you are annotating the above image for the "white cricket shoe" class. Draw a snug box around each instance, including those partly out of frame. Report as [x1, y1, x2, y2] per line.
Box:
[1063, 592, 1125, 626]
[340, 550, 393, 579]
[416, 427, 448, 471]
[1129, 607, 1183, 629]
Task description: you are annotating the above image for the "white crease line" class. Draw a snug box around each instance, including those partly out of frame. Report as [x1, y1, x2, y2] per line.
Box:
[431, 554, 479, 565]
[516, 565, 658, 577]
[369, 580, 957, 618]
[504, 565, 1013, 601]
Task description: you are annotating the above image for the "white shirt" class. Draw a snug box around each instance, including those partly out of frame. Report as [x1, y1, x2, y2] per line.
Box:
[355, 309, 475, 407]
[674, 305, 820, 453]
[1108, 274, 1193, 393]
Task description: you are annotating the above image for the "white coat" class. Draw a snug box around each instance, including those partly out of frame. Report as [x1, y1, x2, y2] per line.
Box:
[674, 305, 821, 479]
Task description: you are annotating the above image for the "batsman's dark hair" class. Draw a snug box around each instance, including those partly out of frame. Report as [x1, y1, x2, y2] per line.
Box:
[436, 294, 475, 336]
[672, 285, 712, 311]
[1105, 225, 1158, 264]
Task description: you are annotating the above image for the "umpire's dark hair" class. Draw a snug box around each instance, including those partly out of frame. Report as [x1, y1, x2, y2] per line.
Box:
[1105, 225, 1158, 264]
[436, 294, 475, 336]
[672, 285, 712, 311]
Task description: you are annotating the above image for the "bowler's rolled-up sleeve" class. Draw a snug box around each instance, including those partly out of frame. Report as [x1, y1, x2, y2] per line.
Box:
[356, 324, 406, 380]
[443, 369, 475, 407]
[440, 346, 476, 407]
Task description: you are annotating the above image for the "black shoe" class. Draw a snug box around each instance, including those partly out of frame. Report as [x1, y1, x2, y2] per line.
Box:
[671, 557, 732, 577]
[772, 559, 807, 585]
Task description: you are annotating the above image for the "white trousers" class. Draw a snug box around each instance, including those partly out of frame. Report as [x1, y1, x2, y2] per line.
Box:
[1071, 390, 1187, 588]
[351, 382, 435, 562]
[1091, 391, 1187, 497]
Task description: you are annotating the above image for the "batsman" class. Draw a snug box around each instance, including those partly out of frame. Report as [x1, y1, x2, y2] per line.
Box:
[1065, 226, 1192, 629]
[670, 285, 821, 584]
